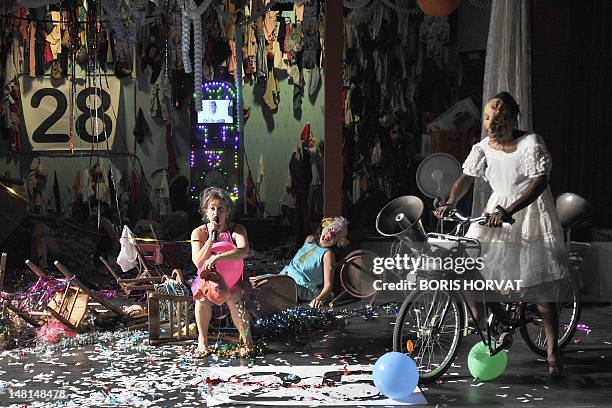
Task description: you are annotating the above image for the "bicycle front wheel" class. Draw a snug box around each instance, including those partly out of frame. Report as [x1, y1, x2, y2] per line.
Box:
[518, 278, 582, 357]
[392, 290, 464, 382]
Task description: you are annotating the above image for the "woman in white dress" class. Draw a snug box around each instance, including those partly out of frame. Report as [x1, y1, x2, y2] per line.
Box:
[434, 92, 568, 376]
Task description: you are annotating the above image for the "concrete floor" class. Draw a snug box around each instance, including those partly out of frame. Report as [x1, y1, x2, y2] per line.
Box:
[0, 303, 611, 407]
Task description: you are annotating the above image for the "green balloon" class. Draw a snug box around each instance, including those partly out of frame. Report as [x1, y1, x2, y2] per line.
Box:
[468, 341, 508, 381]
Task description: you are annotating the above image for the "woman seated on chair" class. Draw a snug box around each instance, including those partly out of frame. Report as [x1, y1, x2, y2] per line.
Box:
[280, 217, 349, 308]
[191, 187, 252, 357]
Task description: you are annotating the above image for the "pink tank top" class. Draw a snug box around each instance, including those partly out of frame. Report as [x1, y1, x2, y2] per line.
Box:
[191, 225, 244, 301]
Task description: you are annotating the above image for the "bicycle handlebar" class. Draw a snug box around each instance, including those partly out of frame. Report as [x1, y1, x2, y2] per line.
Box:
[444, 209, 515, 225]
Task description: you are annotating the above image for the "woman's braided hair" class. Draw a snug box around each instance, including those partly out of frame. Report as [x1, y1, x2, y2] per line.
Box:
[489, 91, 521, 136]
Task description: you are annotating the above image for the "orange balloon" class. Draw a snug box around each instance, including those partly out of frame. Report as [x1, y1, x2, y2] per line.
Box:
[417, 0, 462, 17]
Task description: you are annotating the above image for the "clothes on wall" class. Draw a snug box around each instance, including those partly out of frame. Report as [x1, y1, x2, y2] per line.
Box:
[342, 3, 425, 218]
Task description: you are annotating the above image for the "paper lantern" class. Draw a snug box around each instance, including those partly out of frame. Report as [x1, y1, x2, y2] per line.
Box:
[417, 0, 462, 16]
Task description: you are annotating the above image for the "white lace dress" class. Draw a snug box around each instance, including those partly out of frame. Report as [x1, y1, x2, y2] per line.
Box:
[462, 133, 569, 299]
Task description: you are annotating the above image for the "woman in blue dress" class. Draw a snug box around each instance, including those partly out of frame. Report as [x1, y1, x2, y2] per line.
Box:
[281, 217, 349, 308]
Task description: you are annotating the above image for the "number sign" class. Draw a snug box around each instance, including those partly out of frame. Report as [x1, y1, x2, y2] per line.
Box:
[20, 76, 121, 151]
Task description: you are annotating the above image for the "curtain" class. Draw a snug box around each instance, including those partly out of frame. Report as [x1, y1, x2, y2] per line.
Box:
[471, 0, 532, 216]
[561, 1, 612, 226]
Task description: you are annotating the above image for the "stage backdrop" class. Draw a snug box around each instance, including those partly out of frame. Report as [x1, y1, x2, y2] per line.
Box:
[19, 76, 120, 151]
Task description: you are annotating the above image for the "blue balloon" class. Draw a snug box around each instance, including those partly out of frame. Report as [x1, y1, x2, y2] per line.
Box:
[373, 352, 419, 400]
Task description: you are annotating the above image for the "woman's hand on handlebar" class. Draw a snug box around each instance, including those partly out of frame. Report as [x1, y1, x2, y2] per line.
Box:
[434, 202, 456, 219]
[485, 205, 515, 228]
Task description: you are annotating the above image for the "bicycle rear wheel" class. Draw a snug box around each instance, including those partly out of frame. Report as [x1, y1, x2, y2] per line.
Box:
[392, 290, 464, 382]
[518, 278, 582, 357]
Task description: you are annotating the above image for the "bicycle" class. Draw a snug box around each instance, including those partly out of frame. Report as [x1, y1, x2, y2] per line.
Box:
[391, 209, 582, 382]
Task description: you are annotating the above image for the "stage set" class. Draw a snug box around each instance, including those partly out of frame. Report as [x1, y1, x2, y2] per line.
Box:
[1, 0, 612, 407]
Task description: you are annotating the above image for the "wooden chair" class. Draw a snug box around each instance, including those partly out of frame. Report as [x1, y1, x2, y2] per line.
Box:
[100, 256, 165, 296]
[100, 226, 169, 296]
[148, 292, 197, 345]
[147, 270, 243, 345]
[247, 274, 298, 318]
[328, 250, 379, 307]
[147, 269, 196, 344]
[1, 258, 89, 330]
[53, 261, 148, 329]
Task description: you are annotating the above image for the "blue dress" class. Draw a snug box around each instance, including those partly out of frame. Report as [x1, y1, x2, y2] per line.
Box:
[280, 242, 329, 301]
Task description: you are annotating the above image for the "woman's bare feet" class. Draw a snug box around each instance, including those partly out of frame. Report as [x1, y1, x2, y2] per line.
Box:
[193, 345, 211, 358]
[193, 336, 210, 358]
[547, 357, 565, 377]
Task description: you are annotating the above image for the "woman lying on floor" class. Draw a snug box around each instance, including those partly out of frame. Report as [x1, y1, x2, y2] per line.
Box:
[280, 217, 349, 308]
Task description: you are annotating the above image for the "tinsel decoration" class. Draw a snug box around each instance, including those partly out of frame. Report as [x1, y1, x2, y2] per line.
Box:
[33, 330, 150, 354]
[253, 306, 345, 339]
[36, 320, 77, 344]
[13, 276, 74, 312]
[253, 303, 400, 339]
[94, 289, 120, 300]
[203, 338, 267, 359]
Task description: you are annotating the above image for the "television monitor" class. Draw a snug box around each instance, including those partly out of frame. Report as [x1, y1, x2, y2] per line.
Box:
[197, 99, 234, 124]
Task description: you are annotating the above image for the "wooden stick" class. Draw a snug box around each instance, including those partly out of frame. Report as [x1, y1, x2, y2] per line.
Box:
[6, 303, 42, 327]
[0, 253, 7, 292]
[148, 292, 160, 341]
[25, 259, 47, 279]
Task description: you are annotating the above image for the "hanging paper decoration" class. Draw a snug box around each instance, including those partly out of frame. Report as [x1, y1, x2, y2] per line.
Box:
[192, 15, 204, 111]
[181, 8, 192, 73]
[180, 0, 214, 111]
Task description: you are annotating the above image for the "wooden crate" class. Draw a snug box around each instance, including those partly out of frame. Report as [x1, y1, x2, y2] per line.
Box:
[148, 292, 197, 345]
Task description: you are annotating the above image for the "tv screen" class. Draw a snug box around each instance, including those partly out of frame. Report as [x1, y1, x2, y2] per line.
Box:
[198, 99, 234, 124]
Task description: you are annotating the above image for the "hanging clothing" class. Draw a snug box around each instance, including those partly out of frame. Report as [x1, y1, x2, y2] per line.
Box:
[116, 225, 139, 272]
[165, 124, 180, 177]
[263, 66, 279, 109]
[293, 64, 304, 116]
[255, 31, 268, 82]
[246, 23, 257, 58]
[149, 64, 172, 122]
[46, 11, 62, 60]
[228, 39, 237, 76]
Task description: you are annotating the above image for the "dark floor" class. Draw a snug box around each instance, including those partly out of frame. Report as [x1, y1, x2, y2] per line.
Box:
[1, 302, 611, 407]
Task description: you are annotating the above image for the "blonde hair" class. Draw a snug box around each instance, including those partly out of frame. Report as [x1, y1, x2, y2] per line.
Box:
[199, 187, 233, 223]
[321, 216, 349, 248]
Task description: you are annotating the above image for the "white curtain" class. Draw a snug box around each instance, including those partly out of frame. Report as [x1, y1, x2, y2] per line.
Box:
[472, 0, 532, 216]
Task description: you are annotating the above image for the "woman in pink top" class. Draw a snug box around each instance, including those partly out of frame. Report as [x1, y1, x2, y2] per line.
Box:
[191, 187, 252, 357]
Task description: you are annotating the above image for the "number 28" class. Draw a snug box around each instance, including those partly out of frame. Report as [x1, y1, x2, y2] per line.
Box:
[31, 87, 113, 144]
